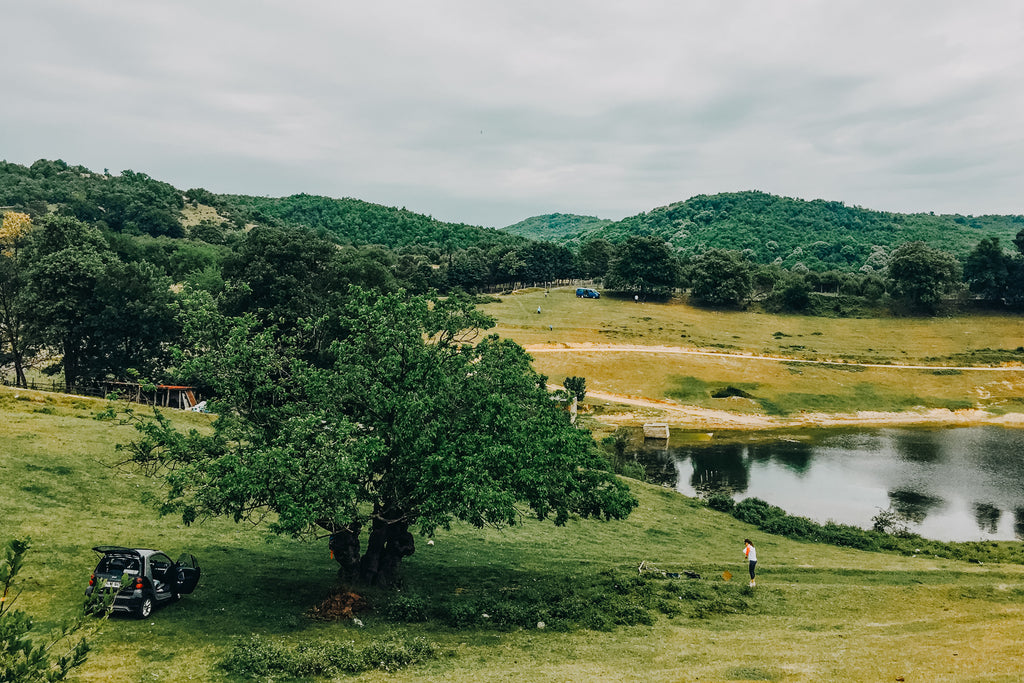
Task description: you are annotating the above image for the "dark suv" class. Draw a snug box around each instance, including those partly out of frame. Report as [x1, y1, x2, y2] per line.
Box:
[85, 546, 201, 618]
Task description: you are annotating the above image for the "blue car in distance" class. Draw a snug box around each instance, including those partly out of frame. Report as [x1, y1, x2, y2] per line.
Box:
[576, 288, 600, 298]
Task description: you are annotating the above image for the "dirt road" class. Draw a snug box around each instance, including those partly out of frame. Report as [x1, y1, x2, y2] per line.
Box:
[525, 342, 1024, 372]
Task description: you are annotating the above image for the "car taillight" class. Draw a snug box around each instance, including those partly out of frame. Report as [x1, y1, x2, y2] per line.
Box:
[89, 574, 95, 586]
[135, 578, 143, 590]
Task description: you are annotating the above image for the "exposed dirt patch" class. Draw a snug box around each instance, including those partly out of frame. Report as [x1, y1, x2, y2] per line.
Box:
[307, 588, 369, 621]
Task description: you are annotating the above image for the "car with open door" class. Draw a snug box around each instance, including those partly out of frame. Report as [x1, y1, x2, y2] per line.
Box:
[85, 546, 201, 618]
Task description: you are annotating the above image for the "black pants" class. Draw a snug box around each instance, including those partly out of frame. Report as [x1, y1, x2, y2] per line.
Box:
[748, 560, 756, 580]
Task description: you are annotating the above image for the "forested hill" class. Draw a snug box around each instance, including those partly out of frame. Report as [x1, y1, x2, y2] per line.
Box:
[225, 194, 521, 250]
[5, 160, 1023, 273]
[0, 159, 518, 251]
[502, 213, 613, 241]
[513, 191, 1024, 272]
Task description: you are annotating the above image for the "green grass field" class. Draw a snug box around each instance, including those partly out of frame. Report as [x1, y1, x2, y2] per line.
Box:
[4, 387, 1024, 681]
[480, 288, 1024, 421]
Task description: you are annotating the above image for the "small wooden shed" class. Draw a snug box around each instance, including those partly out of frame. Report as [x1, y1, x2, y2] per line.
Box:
[102, 381, 200, 410]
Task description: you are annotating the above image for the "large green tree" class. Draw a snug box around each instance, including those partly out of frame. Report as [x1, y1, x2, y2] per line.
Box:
[577, 238, 615, 280]
[604, 236, 679, 296]
[24, 216, 118, 387]
[885, 241, 962, 314]
[25, 216, 177, 386]
[124, 288, 636, 586]
[963, 237, 1009, 304]
[687, 249, 753, 307]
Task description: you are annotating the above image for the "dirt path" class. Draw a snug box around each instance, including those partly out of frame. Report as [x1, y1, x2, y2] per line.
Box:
[526, 342, 1024, 372]
[536, 343, 1024, 430]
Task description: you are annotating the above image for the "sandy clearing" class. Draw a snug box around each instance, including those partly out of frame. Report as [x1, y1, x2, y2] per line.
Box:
[581, 388, 1024, 430]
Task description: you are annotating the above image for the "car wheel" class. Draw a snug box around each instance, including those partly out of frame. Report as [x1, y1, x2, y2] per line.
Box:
[136, 595, 154, 619]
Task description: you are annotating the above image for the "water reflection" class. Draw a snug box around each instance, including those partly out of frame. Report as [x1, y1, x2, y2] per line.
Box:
[973, 503, 1001, 534]
[635, 426, 1024, 542]
[751, 440, 813, 474]
[631, 446, 679, 488]
[887, 488, 944, 523]
[1015, 509, 1024, 540]
[687, 444, 750, 496]
[892, 431, 944, 464]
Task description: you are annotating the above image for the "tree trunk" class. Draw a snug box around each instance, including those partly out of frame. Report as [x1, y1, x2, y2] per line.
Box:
[358, 513, 415, 586]
[328, 522, 362, 581]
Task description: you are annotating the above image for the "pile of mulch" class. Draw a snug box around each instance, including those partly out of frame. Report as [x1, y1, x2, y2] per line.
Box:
[308, 588, 370, 621]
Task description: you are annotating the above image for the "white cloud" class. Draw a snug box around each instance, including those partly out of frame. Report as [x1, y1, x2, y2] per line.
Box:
[2, 1, 1023, 226]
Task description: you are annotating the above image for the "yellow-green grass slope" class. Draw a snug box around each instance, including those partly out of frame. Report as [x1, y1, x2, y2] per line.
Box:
[3, 386, 1024, 681]
[481, 288, 1024, 424]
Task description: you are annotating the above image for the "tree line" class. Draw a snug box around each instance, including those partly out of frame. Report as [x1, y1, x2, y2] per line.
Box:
[509, 190, 1024, 273]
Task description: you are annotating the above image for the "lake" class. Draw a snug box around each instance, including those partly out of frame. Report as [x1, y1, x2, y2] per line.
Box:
[633, 426, 1024, 542]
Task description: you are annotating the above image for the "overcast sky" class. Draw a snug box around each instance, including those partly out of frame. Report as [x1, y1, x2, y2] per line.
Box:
[3, 2, 1023, 227]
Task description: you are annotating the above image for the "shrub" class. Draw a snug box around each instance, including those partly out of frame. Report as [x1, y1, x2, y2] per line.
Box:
[732, 498, 786, 526]
[1, 538, 103, 683]
[619, 461, 647, 481]
[675, 583, 752, 619]
[382, 570, 741, 633]
[438, 600, 482, 628]
[220, 634, 437, 678]
[762, 514, 820, 540]
[706, 492, 735, 513]
[379, 593, 428, 622]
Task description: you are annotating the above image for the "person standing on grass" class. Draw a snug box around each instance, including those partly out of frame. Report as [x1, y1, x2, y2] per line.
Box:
[744, 538, 757, 587]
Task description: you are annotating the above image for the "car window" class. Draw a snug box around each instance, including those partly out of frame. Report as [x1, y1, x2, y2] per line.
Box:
[176, 553, 198, 569]
[150, 553, 173, 570]
[98, 555, 140, 574]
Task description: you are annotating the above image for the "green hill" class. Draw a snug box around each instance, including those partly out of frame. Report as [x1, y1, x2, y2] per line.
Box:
[0, 159, 521, 251]
[501, 213, 613, 241]
[223, 193, 522, 250]
[4, 160, 1023, 274]
[563, 191, 1024, 272]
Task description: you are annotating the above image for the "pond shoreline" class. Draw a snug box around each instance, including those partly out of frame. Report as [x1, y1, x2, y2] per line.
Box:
[581, 389, 1024, 431]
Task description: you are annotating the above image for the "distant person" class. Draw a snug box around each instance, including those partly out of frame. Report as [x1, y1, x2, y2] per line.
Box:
[634, 294, 639, 303]
[744, 538, 757, 587]
[537, 306, 542, 314]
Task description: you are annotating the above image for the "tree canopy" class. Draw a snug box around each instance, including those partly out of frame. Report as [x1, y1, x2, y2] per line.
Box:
[604, 236, 680, 296]
[687, 249, 753, 307]
[886, 241, 962, 314]
[124, 288, 637, 585]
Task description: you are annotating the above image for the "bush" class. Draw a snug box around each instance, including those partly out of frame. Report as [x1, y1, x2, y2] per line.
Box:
[438, 600, 483, 628]
[619, 461, 647, 481]
[706, 492, 735, 513]
[732, 498, 786, 526]
[220, 634, 437, 678]
[1, 539, 101, 683]
[762, 514, 820, 540]
[382, 570, 741, 633]
[379, 593, 428, 622]
[724, 498, 1024, 565]
[675, 582, 752, 619]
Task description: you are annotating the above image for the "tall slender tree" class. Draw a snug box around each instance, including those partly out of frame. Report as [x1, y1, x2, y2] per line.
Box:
[0, 212, 37, 386]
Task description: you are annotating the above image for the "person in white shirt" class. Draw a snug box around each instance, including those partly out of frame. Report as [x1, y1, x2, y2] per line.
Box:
[744, 539, 757, 587]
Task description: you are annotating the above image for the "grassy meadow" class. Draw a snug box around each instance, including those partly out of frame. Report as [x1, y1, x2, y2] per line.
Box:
[4, 387, 1024, 681]
[480, 288, 1024, 420]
